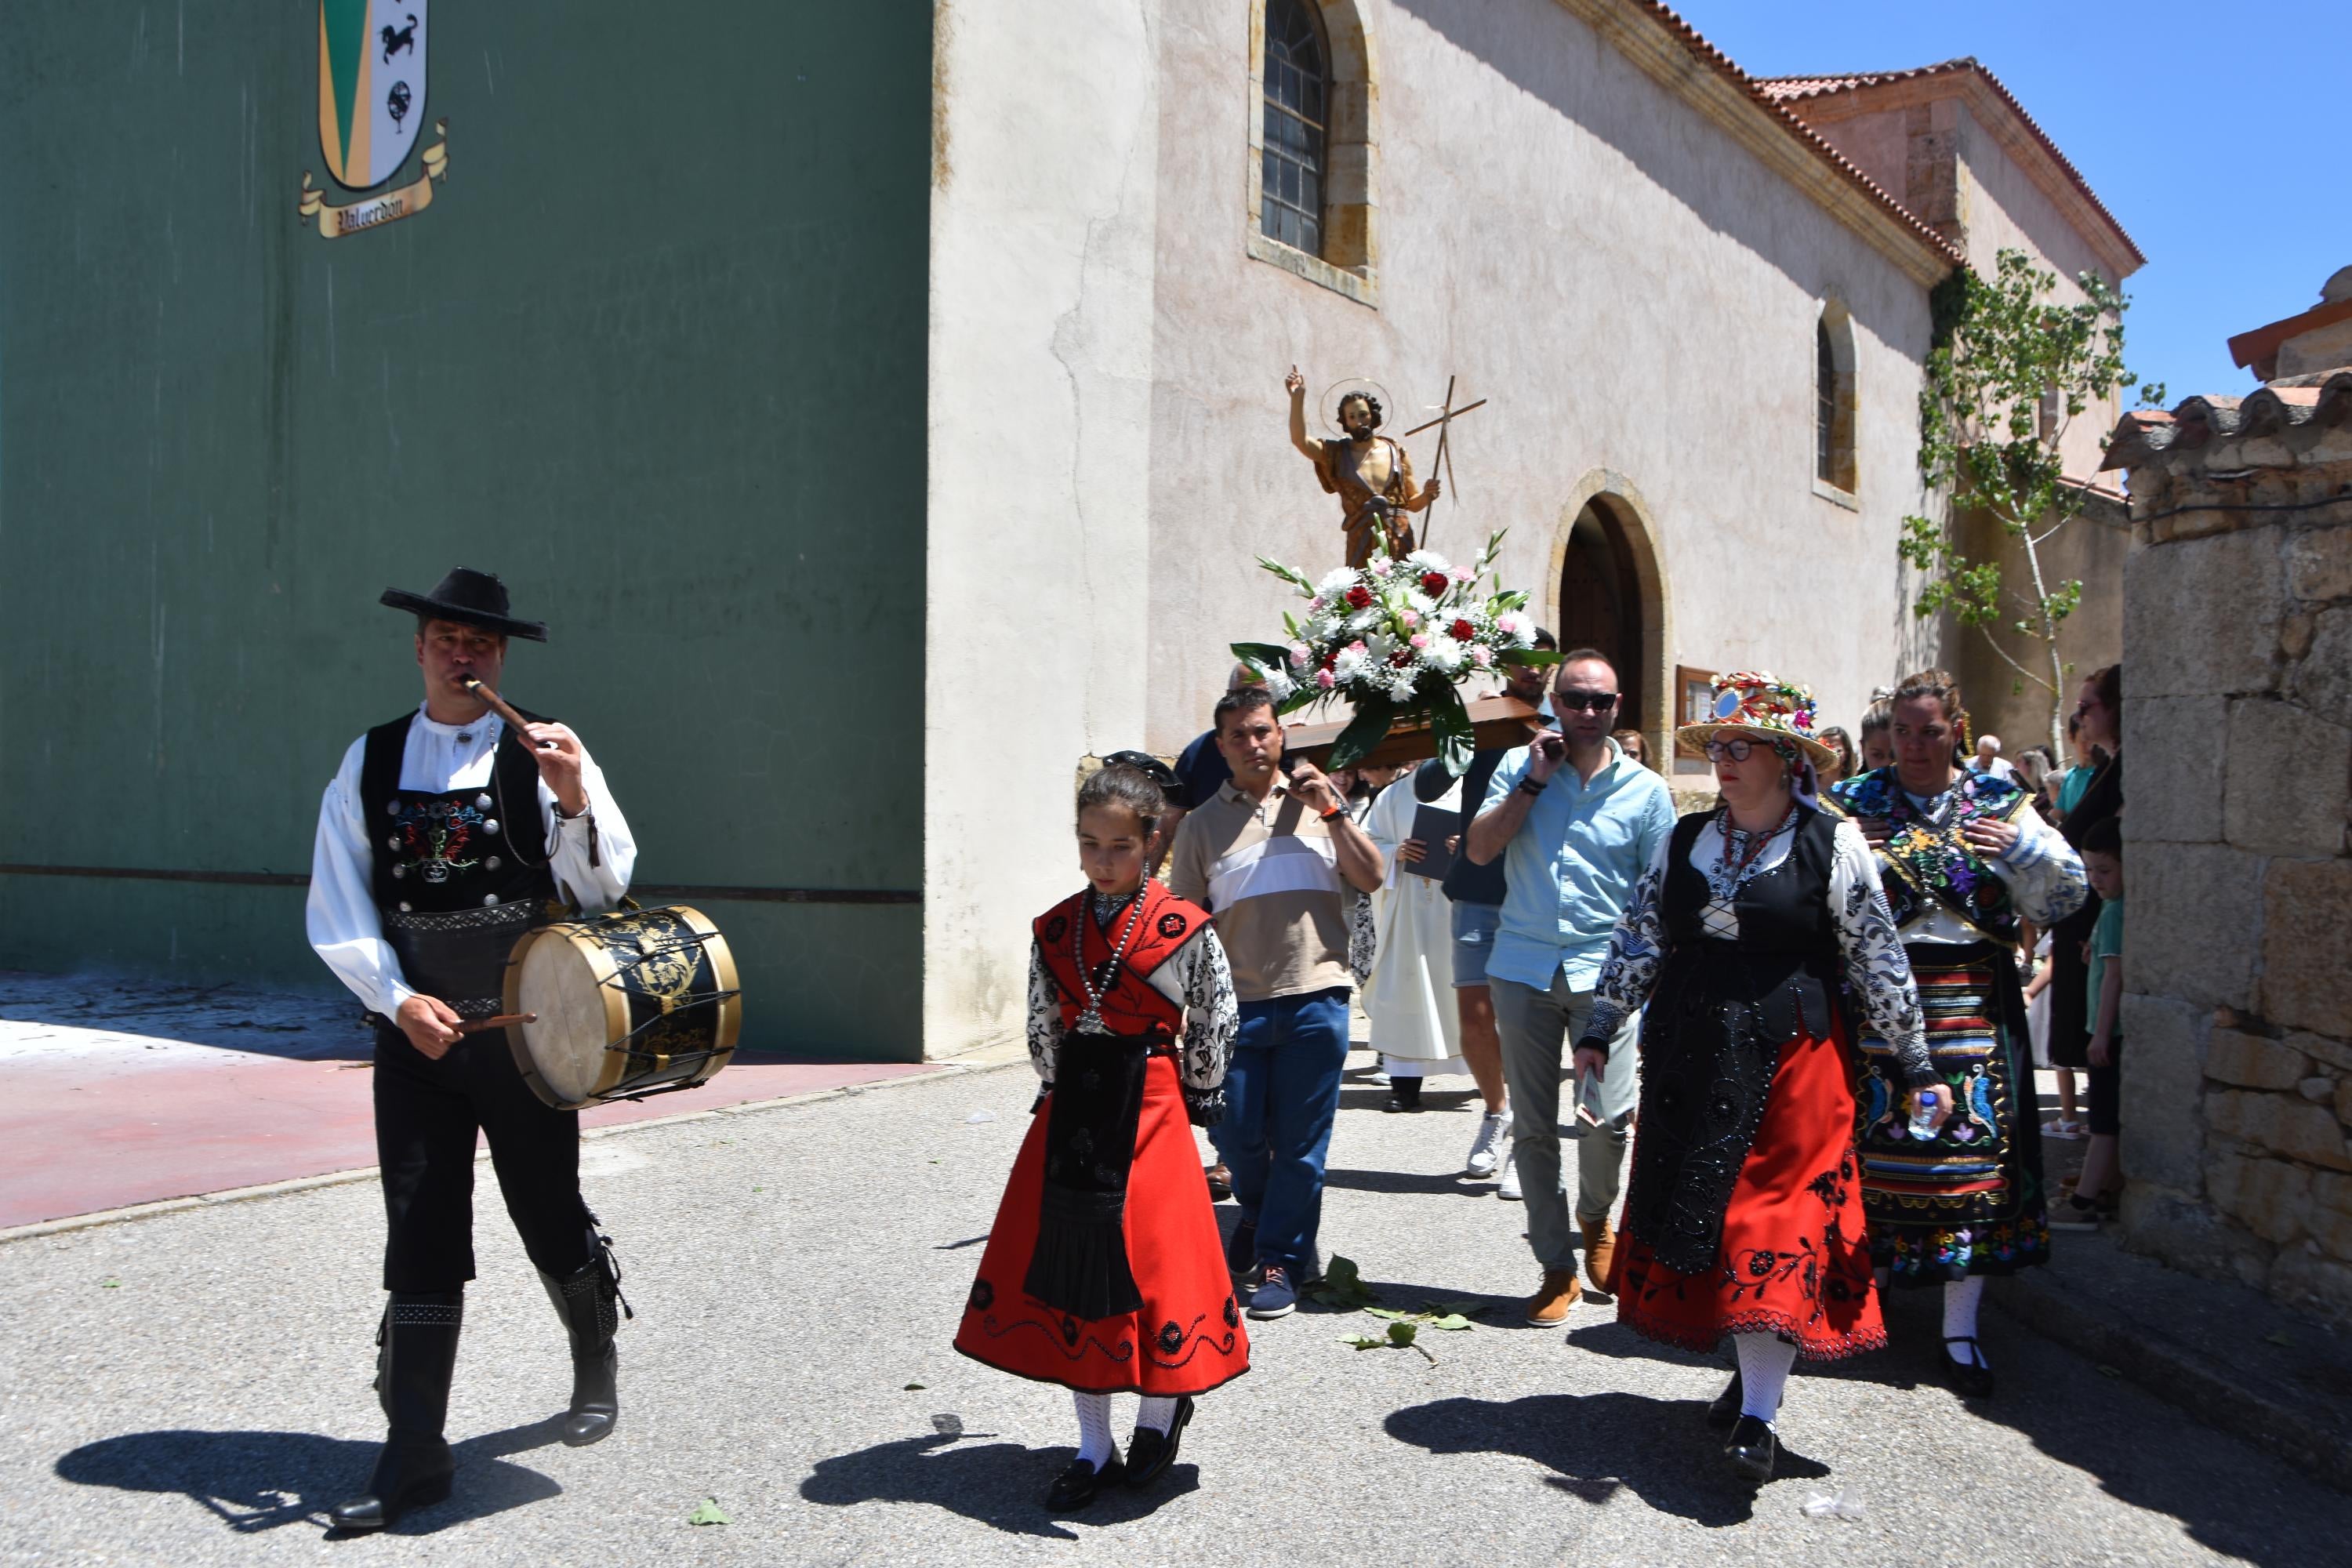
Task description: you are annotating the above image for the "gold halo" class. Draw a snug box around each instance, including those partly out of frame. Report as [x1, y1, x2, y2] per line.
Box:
[1319, 376, 1397, 437]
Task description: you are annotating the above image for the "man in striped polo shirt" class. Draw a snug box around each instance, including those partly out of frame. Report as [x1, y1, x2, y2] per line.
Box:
[1169, 687, 1385, 1318]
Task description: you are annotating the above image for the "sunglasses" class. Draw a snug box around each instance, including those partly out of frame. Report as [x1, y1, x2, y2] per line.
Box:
[1553, 691, 1619, 713]
[1704, 738, 1763, 761]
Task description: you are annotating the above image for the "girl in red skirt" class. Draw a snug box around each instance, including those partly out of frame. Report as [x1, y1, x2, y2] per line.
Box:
[1571, 673, 1951, 1483]
[954, 764, 1245, 1510]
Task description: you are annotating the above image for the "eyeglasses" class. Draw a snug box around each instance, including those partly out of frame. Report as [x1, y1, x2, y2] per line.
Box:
[1704, 738, 1759, 761]
[1553, 691, 1619, 712]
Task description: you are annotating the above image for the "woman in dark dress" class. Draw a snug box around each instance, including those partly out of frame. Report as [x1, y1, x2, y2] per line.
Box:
[2043, 667, 2122, 1171]
[1574, 673, 1948, 1483]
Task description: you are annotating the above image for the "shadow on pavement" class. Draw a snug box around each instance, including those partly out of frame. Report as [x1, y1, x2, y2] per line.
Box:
[800, 1431, 1203, 1537]
[1386, 1392, 1828, 1526]
[1322, 1166, 1500, 1200]
[53, 1419, 564, 1535]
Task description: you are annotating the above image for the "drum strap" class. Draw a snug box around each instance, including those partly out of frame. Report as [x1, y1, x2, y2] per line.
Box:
[1023, 1033, 1149, 1321]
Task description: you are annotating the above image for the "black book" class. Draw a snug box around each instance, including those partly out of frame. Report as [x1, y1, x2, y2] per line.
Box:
[1401, 802, 1461, 882]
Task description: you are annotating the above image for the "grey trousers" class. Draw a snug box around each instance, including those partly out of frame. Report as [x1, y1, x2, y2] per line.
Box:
[1490, 971, 1639, 1273]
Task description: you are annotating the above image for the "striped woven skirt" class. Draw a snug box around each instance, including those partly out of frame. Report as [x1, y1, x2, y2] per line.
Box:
[1853, 942, 2050, 1284]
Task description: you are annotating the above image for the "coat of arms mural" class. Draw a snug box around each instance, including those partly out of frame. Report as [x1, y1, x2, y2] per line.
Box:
[296, 1, 450, 239]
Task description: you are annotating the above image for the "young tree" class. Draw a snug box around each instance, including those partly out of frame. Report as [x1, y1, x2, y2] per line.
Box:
[1898, 248, 2159, 753]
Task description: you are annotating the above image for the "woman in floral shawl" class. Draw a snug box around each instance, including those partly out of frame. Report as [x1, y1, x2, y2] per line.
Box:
[1574, 673, 1947, 1483]
[1828, 668, 2086, 1400]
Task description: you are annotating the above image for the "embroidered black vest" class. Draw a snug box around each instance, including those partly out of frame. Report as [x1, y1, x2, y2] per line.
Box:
[1622, 805, 1848, 1276]
[1827, 766, 2031, 942]
[357, 711, 560, 1016]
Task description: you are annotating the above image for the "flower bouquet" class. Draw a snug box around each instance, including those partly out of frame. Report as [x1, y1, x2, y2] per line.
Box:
[1231, 531, 1559, 775]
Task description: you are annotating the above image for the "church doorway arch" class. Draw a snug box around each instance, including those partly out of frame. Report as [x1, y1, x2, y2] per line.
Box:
[1548, 474, 1670, 764]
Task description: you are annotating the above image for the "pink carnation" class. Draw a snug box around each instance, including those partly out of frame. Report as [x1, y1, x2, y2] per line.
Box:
[1287, 642, 1312, 666]
[1410, 634, 1431, 650]
[1346, 640, 1368, 654]
[1452, 566, 1475, 583]
[1472, 648, 1494, 668]
[1368, 558, 1392, 578]
[1308, 597, 1324, 611]
[1399, 610, 1420, 629]
[1316, 668, 1336, 688]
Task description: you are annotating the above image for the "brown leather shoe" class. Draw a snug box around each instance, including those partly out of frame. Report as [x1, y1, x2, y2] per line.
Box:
[1525, 1268, 1582, 1326]
[1580, 1215, 1618, 1294]
[1204, 1163, 1233, 1203]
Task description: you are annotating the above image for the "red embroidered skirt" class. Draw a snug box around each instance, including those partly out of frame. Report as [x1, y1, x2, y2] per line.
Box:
[1610, 1031, 1886, 1362]
[955, 1054, 1250, 1396]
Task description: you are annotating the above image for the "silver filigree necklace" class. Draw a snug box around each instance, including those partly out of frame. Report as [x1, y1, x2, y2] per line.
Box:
[1073, 884, 1150, 1034]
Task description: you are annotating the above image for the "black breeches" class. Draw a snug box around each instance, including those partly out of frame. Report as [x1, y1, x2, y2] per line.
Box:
[372, 1022, 594, 1293]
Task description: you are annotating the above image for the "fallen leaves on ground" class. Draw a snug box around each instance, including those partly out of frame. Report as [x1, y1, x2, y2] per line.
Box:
[687, 1498, 730, 1526]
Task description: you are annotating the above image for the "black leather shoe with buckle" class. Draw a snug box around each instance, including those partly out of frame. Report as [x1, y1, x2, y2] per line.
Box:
[1124, 1396, 1195, 1488]
[1941, 1336, 1995, 1398]
[1724, 1415, 1776, 1483]
[1045, 1456, 1127, 1510]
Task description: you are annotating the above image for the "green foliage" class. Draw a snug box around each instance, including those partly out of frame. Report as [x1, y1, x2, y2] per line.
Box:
[1305, 1254, 1379, 1310]
[687, 1498, 731, 1526]
[1899, 249, 2140, 746]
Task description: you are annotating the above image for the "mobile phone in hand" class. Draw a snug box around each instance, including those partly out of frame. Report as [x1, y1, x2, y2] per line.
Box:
[1537, 733, 1566, 762]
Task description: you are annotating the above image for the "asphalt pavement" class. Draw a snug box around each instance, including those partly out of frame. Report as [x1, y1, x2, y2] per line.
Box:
[4, 1054, 2346, 1566]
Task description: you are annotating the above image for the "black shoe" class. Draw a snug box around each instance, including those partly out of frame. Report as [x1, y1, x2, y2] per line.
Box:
[1383, 1080, 1425, 1113]
[329, 1292, 463, 1531]
[1941, 1336, 1995, 1398]
[1204, 1162, 1233, 1203]
[1706, 1370, 1742, 1428]
[1724, 1415, 1776, 1483]
[543, 1230, 633, 1446]
[1225, 1219, 1258, 1281]
[1045, 1455, 1127, 1510]
[1124, 1396, 1194, 1488]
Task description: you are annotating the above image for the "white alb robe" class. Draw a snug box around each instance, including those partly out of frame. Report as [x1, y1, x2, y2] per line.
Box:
[1363, 775, 1465, 1070]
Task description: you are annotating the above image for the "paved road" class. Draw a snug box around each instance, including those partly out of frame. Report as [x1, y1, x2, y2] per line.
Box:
[4, 1054, 2345, 1566]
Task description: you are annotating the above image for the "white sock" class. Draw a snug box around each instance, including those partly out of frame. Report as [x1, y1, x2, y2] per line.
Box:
[1136, 1396, 1178, 1435]
[1073, 1391, 1115, 1466]
[1734, 1332, 1796, 1425]
[1943, 1276, 1988, 1367]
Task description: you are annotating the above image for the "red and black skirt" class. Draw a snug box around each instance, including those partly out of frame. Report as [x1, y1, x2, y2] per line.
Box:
[1612, 1029, 1886, 1362]
[954, 1047, 1249, 1396]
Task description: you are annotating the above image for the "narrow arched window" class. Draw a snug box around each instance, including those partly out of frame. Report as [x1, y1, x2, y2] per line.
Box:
[1815, 303, 1857, 496]
[1261, 0, 1327, 257]
[1816, 320, 1838, 484]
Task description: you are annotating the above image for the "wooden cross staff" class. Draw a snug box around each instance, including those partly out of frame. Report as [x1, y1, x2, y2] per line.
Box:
[1399, 376, 1486, 549]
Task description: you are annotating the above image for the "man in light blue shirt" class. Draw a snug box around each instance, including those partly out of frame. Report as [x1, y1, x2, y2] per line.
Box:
[1465, 649, 1674, 1324]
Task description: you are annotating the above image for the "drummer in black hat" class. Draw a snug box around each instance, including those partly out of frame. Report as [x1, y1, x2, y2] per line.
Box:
[305, 568, 640, 1531]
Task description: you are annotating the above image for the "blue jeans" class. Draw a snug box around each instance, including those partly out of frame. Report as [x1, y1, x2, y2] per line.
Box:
[1209, 987, 1352, 1274]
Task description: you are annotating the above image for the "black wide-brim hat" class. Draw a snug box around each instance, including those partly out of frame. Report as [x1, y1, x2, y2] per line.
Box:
[379, 568, 548, 641]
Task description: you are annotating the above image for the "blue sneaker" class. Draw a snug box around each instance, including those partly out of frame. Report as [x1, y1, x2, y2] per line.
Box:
[1248, 1265, 1298, 1319]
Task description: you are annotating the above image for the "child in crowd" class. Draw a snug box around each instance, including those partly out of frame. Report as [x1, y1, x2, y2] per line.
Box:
[2053, 816, 2125, 1227]
[2024, 926, 2082, 1138]
[954, 764, 1247, 1509]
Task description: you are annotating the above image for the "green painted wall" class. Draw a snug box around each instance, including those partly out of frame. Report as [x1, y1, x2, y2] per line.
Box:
[0, 3, 931, 1059]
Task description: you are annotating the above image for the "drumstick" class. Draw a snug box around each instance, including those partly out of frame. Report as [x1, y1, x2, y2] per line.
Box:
[459, 677, 557, 750]
[454, 1012, 537, 1035]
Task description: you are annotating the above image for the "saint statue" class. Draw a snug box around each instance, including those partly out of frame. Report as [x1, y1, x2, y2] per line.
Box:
[1287, 365, 1441, 567]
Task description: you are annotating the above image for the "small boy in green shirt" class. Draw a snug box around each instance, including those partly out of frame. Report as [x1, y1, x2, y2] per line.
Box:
[2053, 816, 2125, 1229]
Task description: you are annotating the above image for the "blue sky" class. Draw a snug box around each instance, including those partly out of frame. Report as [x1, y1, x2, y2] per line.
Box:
[1676, 1, 2352, 405]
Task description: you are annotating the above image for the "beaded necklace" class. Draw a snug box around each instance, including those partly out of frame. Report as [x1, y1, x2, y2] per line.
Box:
[1073, 882, 1150, 1034]
[1709, 801, 1799, 902]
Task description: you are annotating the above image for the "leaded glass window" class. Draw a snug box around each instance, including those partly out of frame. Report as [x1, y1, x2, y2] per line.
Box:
[1261, 0, 1327, 257]
[1816, 320, 1838, 483]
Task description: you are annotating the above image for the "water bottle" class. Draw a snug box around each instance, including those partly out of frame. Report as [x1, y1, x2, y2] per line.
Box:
[1907, 1087, 1943, 1142]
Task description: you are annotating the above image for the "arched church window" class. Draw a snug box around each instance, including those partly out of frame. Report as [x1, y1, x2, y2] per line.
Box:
[1815, 303, 1857, 497]
[1816, 320, 1838, 483]
[1261, 0, 1327, 258]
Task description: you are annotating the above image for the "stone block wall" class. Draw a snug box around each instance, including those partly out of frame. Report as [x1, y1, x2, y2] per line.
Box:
[2115, 411, 2352, 1323]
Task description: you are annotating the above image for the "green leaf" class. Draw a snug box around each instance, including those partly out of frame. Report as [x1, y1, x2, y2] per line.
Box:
[1340, 1334, 1388, 1351]
[98, 1277, 120, 1290]
[904, 1382, 926, 1390]
[1427, 686, 1475, 777]
[1363, 1307, 1415, 1322]
[1305, 1254, 1379, 1310]
[1426, 1314, 1475, 1332]
[1229, 641, 1292, 678]
[687, 1498, 731, 1526]
[1327, 699, 1399, 771]
[1386, 1320, 1418, 1347]
[1495, 649, 1562, 670]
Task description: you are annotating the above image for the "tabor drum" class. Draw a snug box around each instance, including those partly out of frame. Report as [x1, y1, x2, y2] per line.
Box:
[503, 904, 743, 1109]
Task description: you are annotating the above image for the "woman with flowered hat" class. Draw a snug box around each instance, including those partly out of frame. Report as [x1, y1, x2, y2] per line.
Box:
[1571, 673, 1948, 1483]
[1828, 669, 2085, 1399]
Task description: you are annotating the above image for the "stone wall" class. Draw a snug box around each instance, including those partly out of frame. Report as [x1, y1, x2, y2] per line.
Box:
[2114, 393, 2352, 1323]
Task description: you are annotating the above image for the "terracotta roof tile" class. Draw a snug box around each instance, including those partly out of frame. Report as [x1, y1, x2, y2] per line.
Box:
[1623, 6, 1964, 269]
[2101, 372, 2352, 470]
[1753, 57, 2143, 266]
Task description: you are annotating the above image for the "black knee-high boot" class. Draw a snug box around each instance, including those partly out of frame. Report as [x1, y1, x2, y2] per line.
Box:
[329, 1292, 463, 1531]
[541, 1232, 630, 1446]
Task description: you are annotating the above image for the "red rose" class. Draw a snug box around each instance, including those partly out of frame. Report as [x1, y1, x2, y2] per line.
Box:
[1319, 650, 1338, 670]
[1449, 618, 1476, 641]
[1420, 572, 1450, 597]
[1345, 586, 1374, 609]
[1389, 649, 1414, 667]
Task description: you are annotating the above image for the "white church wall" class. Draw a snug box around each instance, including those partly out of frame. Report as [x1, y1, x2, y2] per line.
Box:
[924, 0, 1166, 1056]
[1144, 0, 1939, 757]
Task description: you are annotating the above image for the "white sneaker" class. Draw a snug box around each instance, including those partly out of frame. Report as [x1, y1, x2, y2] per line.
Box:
[1497, 1142, 1523, 1201]
[1465, 1110, 1512, 1178]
